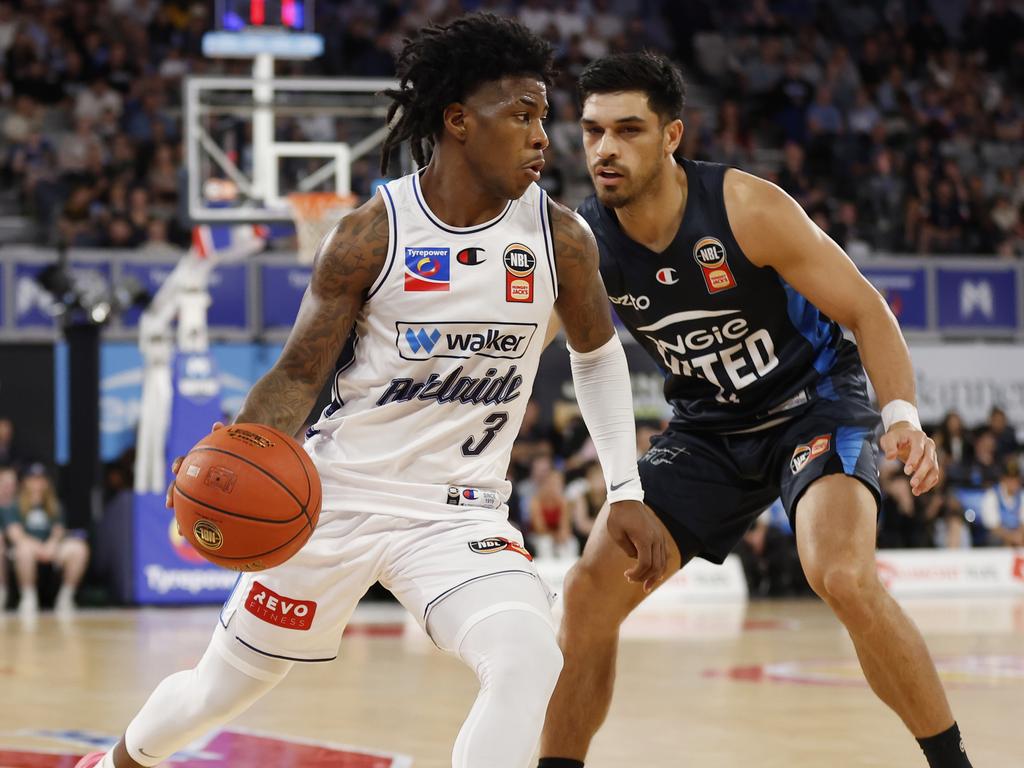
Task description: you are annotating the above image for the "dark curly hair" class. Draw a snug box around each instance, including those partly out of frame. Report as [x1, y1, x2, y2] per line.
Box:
[578, 51, 687, 124]
[380, 13, 556, 173]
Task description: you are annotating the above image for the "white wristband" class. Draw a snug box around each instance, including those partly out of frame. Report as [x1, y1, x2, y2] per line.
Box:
[881, 399, 921, 432]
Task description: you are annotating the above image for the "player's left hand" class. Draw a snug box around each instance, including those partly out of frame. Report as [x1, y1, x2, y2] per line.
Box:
[880, 423, 940, 496]
[606, 500, 670, 592]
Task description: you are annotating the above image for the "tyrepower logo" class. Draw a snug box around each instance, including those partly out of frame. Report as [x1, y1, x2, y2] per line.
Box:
[245, 581, 317, 630]
[396, 321, 537, 360]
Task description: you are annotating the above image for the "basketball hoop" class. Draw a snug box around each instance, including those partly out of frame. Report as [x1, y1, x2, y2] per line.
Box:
[288, 191, 359, 264]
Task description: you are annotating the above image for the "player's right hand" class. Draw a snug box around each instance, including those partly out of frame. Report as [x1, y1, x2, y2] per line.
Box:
[165, 422, 225, 510]
[606, 500, 670, 592]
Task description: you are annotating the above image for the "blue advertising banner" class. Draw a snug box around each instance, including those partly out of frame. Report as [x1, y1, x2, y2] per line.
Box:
[128, 343, 282, 604]
[133, 491, 239, 603]
[861, 266, 928, 331]
[207, 263, 248, 328]
[119, 260, 177, 327]
[261, 264, 311, 329]
[100, 342, 145, 462]
[14, 261, 112, 328]
[936, 268, 1018, 331]
[91, 342, 285, 464]
[167, 351, 223, 463]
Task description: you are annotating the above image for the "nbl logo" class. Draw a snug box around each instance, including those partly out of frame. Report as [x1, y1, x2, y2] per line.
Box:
[692, 236, 737, 294]
[504, 243, 536, 303]
[693, 237, 726, 267]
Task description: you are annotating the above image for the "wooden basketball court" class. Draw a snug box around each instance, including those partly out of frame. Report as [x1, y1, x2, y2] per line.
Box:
[1, 597, 1019, 766]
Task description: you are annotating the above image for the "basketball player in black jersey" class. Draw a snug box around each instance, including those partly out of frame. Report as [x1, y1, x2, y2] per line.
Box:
[537, 53, 972, 768]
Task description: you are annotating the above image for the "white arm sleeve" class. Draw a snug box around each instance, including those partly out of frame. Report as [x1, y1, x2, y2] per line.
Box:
[568, 333, 644, 504]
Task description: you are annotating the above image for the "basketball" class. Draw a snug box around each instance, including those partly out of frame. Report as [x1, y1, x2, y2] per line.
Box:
[172, 424, 322, 572]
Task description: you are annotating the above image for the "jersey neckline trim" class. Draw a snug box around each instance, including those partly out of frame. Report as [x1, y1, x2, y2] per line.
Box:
[412, 170, 515, 235]
[594, 157, 698, 259]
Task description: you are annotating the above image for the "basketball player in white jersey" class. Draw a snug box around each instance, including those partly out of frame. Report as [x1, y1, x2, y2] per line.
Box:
[75, 14, 670, 768]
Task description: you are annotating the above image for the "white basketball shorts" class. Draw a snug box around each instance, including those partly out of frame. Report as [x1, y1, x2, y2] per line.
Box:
[217, 481, 550, 662]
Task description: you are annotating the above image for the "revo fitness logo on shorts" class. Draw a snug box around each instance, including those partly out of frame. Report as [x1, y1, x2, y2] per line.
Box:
[245, 581, 317, 631]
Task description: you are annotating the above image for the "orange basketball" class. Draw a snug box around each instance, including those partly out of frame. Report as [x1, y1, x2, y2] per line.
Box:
[172, 423, 321, 572]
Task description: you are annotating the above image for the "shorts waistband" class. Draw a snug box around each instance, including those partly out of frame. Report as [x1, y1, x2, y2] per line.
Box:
[444, 485, 504, 510]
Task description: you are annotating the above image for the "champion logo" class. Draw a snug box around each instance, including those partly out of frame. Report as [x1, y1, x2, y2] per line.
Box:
[457, 247, 486, 265]
[405, 327, 441, 354]
[656, 267, 678, 285]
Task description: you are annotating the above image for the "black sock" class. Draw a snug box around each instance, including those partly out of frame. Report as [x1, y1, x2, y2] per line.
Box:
[917, 722, 972, 768]
[537, 759, 584, 768]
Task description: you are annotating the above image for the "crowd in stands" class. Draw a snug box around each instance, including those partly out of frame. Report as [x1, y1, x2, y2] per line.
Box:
[0, 417, 91, 615]
[1, 0, 1022, 256]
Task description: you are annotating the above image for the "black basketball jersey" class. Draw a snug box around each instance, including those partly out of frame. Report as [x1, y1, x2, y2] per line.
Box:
[579, 158, 866, 433]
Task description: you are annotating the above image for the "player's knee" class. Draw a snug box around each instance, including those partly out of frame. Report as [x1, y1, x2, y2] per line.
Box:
[466, 611, 562, 701]
[812, 562, 881, 615]
[562, 561, 633, 629]
[491, 621, 562, 698]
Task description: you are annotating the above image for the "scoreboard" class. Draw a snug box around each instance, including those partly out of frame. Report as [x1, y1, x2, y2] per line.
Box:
[216, 0, 312, 32]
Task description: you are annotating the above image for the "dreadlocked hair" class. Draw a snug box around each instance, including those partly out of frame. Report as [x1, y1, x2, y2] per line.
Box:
[380, 13, 555, 174]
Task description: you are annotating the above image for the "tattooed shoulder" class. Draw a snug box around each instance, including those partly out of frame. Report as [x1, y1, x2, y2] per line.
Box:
[310, 193, 390, 300]
[548, 198, 598, 274]
[547, 199, 615, 353]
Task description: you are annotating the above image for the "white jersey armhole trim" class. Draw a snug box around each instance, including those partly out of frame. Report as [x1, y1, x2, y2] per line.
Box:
[367, 184, 399, 301]
[539, 189, 558, 300]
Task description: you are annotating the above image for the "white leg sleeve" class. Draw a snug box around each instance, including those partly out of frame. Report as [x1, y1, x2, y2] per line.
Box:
[427, 573, 563, 768]
[122, 626, 294, 766]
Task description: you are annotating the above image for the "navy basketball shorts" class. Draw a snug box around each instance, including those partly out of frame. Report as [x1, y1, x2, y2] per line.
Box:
[639, 394, 881, 564]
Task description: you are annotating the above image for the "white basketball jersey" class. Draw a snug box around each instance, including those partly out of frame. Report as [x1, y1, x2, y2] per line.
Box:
[305, 171, 558, 514]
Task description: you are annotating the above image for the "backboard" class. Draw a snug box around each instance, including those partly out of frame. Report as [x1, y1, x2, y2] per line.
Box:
[185, 76, 401, 223]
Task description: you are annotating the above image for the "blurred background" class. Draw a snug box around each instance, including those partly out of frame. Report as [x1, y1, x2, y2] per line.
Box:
[0, 0, 1022, 615]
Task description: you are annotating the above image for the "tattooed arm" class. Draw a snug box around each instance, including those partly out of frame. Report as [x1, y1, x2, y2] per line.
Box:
[549, 201, 670, 587]
[549, 202, 615, 351]
[235, 195, 390, 435]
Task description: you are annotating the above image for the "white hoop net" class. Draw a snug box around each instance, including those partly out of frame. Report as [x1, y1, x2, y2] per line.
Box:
[288, 192, 359, 264]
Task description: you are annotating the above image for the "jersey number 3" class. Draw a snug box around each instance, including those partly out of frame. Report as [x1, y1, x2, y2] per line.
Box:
[462, 412, 510, 457]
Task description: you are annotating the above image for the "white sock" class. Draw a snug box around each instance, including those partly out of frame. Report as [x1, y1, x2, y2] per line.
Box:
[18, 588, 38, 610]
[56, 584, 75, 610]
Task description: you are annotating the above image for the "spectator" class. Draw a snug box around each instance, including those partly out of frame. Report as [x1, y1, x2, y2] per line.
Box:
[859, 149, 905, 250]
[980, 459, 1024, 546]
[567, 460, 605, 551]
[5, 463, 90, 616]
[0, 417, 16, 466]
[963, 430, 1002, 490]
[515, 453, 553, 531]
[736, 501, 807, 597]
[2, 93, 41, 144]
[0, 464, 16, 608]
[509, 400, 556, 481]
[529, 468, 577, 561]
[988, 406, 1019, 461]
[877, 459, 932, 549]
[919, 178, 968, 254]
[74, 76, 122, 123]
[935, 410, 972, 469]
